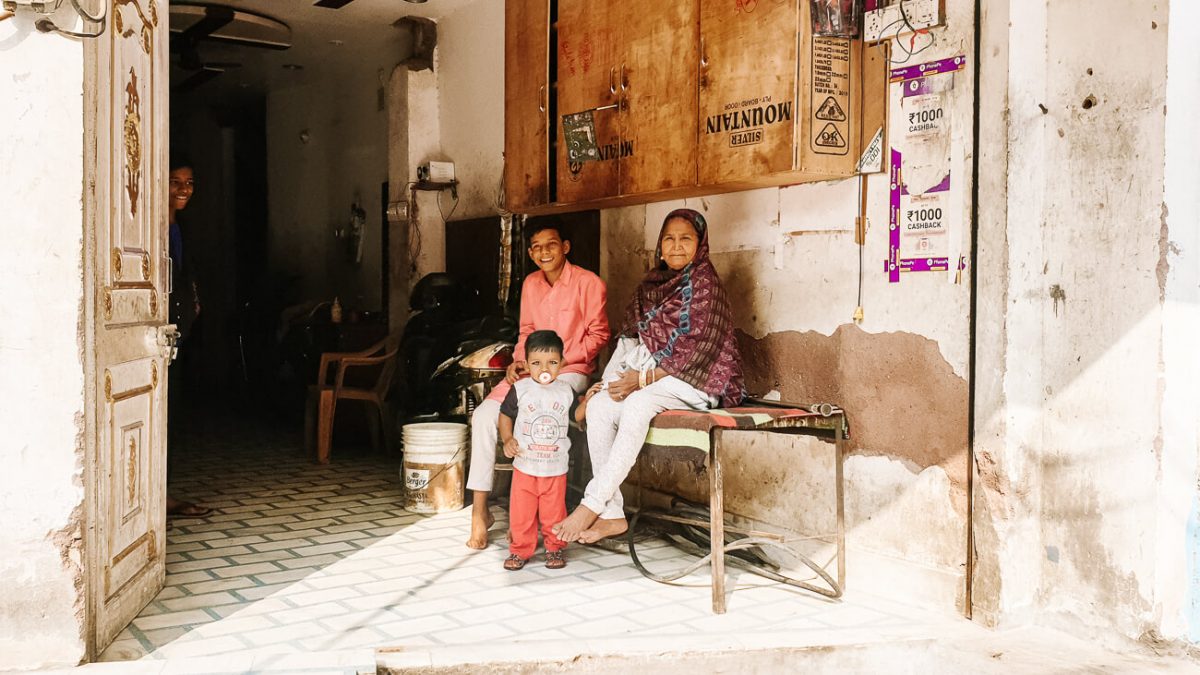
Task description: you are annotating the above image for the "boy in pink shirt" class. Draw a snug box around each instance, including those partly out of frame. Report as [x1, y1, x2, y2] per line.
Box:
[465, 222, 609, 549]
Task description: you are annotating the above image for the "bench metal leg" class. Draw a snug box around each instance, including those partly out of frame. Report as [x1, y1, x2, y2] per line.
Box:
[710, 428, 726, 614]
[835, 422, 845, 590]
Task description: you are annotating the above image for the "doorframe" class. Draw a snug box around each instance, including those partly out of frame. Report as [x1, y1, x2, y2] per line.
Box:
[81, 25, 104, 660]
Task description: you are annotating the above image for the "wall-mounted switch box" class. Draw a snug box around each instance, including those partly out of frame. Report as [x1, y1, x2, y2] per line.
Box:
[863, 0, 942, 43]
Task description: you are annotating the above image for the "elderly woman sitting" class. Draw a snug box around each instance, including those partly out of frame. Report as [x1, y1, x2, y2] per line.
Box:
[553, 209, 745, 544]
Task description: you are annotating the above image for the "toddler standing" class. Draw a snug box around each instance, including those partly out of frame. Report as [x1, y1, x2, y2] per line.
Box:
[498, 330, 573, 570]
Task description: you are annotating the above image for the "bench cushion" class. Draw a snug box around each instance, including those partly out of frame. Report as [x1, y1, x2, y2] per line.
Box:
[643, 407, 848, 455]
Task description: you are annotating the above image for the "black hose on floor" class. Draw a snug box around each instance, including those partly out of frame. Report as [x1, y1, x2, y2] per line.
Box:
[627, 500, 843, 600]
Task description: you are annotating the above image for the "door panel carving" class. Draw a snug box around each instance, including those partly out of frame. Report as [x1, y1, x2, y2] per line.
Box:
[86, 0, 169, 656]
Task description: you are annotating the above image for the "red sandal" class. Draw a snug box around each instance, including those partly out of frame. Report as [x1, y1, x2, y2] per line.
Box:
[503, 554, 527, 571]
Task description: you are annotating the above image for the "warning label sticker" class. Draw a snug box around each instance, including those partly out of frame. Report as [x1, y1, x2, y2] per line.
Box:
[815, 123, 847, 149]
[810, 36, 851, 156]
[815, 96, 847, 121]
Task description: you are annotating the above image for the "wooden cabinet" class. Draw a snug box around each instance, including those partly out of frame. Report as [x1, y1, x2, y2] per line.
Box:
[698, 0, 800, 185]
[503, 0, 878, 215]
[619, 1, 699, 194]
[555, 0, 620, 204]
[503, 0, 551, 212]
[556, 0, 698, 201]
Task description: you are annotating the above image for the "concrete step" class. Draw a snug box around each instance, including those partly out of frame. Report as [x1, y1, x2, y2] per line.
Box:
[375, 627, 1200, 674]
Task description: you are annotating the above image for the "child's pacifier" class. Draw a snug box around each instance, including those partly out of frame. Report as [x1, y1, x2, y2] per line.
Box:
[538, 372, 553, 384]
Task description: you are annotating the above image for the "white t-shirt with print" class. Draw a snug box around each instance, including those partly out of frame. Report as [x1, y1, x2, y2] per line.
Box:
[500, 377, 573, 477]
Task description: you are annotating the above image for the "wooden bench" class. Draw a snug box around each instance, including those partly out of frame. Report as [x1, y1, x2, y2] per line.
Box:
[630, 402, 849, 614]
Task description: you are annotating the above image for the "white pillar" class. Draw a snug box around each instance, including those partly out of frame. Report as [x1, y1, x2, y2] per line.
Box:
[0, 10, 89, 670]
[1156, 0, 1200, 643]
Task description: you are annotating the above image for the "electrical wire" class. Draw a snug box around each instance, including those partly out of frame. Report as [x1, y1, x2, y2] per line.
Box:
[436, 186, 460, 223]
[405, 181, 421, 280]
[869, 2, 936, 65]
[34, 0, 107, 38]
[889, 0, 936, 64]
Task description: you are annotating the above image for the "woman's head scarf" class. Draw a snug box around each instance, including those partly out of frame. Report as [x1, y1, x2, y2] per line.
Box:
[621, 209, 745, 406]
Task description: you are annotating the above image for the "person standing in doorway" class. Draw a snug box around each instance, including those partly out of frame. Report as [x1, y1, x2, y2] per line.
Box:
[465, 221, 608, 549]
[166, 154, 212, 518]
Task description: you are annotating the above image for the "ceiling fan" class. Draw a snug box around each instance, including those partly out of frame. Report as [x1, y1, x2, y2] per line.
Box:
[169, 4, 291, 91]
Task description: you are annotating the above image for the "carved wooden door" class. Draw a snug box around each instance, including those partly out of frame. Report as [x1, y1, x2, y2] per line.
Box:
[84, 0, 171, 654]
[555, 0, 621, 203]
[504, 0, 551, 212]
[698, 0, 800, 184]
[618, 0, 699, 195]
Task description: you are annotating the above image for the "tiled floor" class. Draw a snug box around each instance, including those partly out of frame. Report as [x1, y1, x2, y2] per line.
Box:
[99, 413, 961, 669]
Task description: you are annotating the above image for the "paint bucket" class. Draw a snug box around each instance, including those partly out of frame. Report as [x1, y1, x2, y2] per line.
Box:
[401, 422, 467, 513]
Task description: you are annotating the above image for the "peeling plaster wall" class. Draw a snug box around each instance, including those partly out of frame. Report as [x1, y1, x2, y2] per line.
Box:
[391, 0, 1200, 637]
[602, 0, 978, 602]
[0, 11, 89, 669]
[397, 0, 977, 606]
[975, 0, 1200, 646]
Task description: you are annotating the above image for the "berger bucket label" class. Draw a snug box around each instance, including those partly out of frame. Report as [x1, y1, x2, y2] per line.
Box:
[405, 468, 431, 491]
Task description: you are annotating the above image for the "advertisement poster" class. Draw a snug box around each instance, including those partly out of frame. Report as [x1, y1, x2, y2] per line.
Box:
[886, 55, 966, 283]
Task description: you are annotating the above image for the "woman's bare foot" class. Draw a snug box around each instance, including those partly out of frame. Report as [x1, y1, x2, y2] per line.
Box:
[578, 517, 628, 544]
[466, 491, 495, 550]
[552, 505, 599, 543]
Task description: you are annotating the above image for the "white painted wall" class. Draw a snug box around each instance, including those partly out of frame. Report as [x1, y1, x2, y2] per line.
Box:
[0, 9, 89, 669]
[1159, 0, 1200, 644]
[389, 0, 506, 305]
[436, 0, 505, 220]
[266, 65, 390, 311]
[975, 0, 1200, 648]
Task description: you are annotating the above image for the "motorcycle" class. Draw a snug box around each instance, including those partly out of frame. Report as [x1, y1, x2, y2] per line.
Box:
[399, 273, 516, 421]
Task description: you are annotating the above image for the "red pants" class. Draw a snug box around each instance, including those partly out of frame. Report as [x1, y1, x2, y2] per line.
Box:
[509, 469, 567, 559]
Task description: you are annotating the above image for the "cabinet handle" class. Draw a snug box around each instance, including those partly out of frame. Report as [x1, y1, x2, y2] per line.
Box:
[609, 66, 617, 96]
[700, 36, 709, 68]
[538, 84, 546, 113]
[620, 63, 628, 91]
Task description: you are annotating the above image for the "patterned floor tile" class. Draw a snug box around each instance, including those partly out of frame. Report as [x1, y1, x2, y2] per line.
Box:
[98, 412, 958, 665]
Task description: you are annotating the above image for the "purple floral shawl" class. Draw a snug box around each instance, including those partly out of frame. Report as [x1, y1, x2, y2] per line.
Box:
[619, 209, 745, 406]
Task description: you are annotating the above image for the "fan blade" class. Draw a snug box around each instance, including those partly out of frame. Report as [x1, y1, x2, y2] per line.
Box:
[314, 0, 356, 8]
[182, 5, 234, 40]
[175, 67, 224, 92]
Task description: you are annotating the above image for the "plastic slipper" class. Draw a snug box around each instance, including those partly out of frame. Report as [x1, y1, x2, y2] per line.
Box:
[168, 502, 213, 518]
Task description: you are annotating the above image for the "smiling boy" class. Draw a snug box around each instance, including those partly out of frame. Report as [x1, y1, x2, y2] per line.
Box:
[465, 221, 609, 549]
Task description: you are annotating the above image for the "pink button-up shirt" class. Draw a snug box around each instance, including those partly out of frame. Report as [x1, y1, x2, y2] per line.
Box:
[487, 260, 609, 401]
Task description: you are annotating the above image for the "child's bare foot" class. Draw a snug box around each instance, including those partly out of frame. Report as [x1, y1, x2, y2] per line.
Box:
[552, 505, 598, 543]
[545, 550, 566, 569]
[578, 517, 628, 544]
[466, 493, 495, 550]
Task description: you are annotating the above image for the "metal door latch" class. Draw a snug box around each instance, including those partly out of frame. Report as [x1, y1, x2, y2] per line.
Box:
[157, 324, 181, 362]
